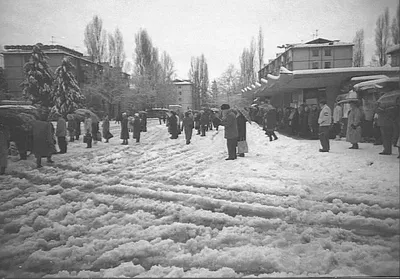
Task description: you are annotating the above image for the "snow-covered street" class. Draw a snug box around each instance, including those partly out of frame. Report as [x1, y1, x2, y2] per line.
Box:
[0, 119, 399, 277]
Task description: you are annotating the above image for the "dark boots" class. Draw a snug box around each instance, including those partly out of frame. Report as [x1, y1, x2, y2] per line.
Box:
[349, 143, 359, 149]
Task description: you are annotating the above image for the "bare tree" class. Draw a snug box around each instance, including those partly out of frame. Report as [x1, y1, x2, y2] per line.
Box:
[108, 33, 116, 65]
[114, 28, 125, 69]
[353, 29, 365, 67]
[391, 3, 400, 45]
[240, 37, 257, 89]
[375, 7, 390, 66]
[258, 26, 264, 72]
[218, 64, 240, 103]
[84, 15, 107, 63]
[160, 51, 175, 81]
[189, 54, 209, 109]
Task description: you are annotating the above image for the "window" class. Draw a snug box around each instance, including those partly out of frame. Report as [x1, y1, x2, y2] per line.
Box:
[324, 61, 331, 68]
[178, 98, 182, 101]
[312, 49, 319, 57]
[324, 49, 332, 56]
[312, 62, 319, 69]
[178, 86, 181, 89]
[179, 92, 182, 95]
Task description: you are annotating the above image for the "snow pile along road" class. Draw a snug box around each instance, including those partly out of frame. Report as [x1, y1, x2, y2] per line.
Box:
[0, 119, 399, 277]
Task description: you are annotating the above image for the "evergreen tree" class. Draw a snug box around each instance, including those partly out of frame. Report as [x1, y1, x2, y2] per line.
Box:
[21, 43, 54, 107]
[51, 57, 85, 117]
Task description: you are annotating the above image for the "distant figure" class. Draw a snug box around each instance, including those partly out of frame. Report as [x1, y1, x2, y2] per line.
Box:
[67, 114, 76, 142]
[133, 113, 142, 143]
[308, 105, 319, 139]
[333, 101, 343, 140]
[236, 110, 247, 157]
[84, 113, 93, 148]
[120, 113, 129, 145]
[346, 101, 362, 150]
[140, 112, 147, 132]
[181, 112, 194, 144]
[317, 100, 332, 152]
[200, 111, 209, 137]
[0, 124, 10, 175]
[265, 109, 278, 141]
[220, 104, 238, 160]
[32, 120, 55, 168]
[75, 118, 81, 140]
[169, 111, 179, 139]
[102, 115, 111, 143]
[55, 113, 67, 154]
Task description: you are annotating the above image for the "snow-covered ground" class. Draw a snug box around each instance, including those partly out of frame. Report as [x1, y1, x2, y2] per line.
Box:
[0, 119, 399, 277]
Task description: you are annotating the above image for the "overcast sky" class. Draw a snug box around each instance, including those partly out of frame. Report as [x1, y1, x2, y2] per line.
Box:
[0, 0, 398, 80]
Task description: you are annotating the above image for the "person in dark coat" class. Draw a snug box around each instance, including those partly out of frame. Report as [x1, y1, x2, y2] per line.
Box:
[308, 105, 319, 139]
[169, 111, 179, 139]
[376, 106, 397, 155]
[181, 112, 194, 144]
[299, 105, 310, 138]
[133, 113, 141, 143]
[102, 114, 111, 143]
[265, 109, 279, 141]
[31, 120, 55, 168]
[67, 114, 76, 142]
[75, 118, 81, 140]
[200, 111, 209, 137]
[140, 112, 147, 132]
[120, 113, 129, 145]
[220, 104, 238, 160]
[236, 110, 247, 157]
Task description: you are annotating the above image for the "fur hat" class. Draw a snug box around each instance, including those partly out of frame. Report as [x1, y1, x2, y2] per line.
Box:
[220, 104, 230, 110]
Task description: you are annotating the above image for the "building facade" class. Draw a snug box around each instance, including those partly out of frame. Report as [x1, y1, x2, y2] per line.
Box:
[387, 44, 400, 67]
[259, 38, 353, 78]
[173, 79, 194, 111]
[1, 44, 102, 99]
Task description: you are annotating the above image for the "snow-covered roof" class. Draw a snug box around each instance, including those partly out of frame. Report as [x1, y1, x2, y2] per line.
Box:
[174, 81, 192, 85]
[386, 44, 400, 54]
[290, 42, 353, 49]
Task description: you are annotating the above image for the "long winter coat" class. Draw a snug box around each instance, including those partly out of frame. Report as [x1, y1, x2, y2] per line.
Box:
[221, 110, 238, 139]
[200, 113, 209, 126]
[182, 116, 194, 141]
[132, 117, 141, 139]
[0, 128, 10, 168]
[75, 119, 81, 136]
[84, 118, 92, 134]
[120, 117, 129, 139]
[102, 118, 111, 140]
[169, 114, 179, 137]
[32, 120, 55, 157]
[56, 117, 67, 137]
[236, 113, 247, 141]
[346, 106, 363, 144]
[265, 109, 277, 131]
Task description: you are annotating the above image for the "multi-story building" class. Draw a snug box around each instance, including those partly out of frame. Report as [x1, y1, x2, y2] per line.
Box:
[259, 38, 353, 78]
[387, 44, 400, 67]
[1, 44, 102, 99]
[173, 79, 194, 111]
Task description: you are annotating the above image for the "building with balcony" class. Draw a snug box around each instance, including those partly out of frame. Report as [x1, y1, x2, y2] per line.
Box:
[173, 79, 194, 111]
[259, 38, 353, 78]
[1, 44, 103, 99]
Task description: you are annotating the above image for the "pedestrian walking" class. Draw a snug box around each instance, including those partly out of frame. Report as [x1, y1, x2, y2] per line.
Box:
[346, 101, 363, 149]
[181, 112, 194, 144]
[55, 113, 67, 154]
[31, 119, 55, 168]
[0, 124, 10, 175]
[200, 110, 209, 137]
[102, 114, 112, 143]
[318, 100, 332, 152]
[140, 112, 147, 132]
[169, 111, 179, 139]
[120, 113, 129, 145]
[194, 112, 201, 135]
[220, 104, 238, 160]
[265, 108, 278, 141]
[67, 114, 76, 142]
[75, 118, 81, 140]
[133, 113, 141, 143]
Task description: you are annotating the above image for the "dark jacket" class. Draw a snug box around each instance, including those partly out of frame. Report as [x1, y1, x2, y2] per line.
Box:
[265, 109, 277, 131]
[200, 113, 209, 126]
[169, 114, 179, 137]
[67, 119, 76, 136]
[120, 117, 129, 139]
[133, 117, 141, 138]
[102, 118, 111, 140]
[236, 113, 247, 141]
[221, 110, 238, 139]
[182, 116, 194, 140]
[32, 120, 55, 157]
